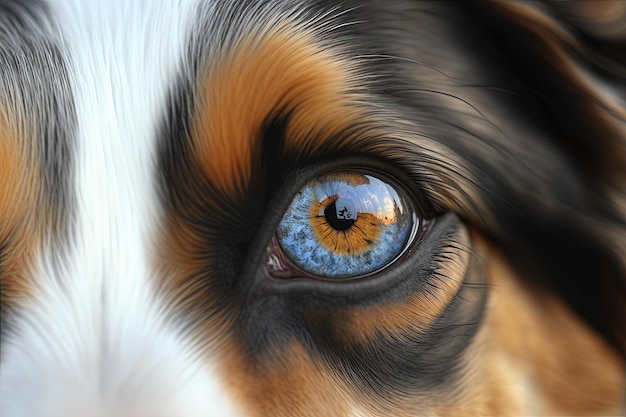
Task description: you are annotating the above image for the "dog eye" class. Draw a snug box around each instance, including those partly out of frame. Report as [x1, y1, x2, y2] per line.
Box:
[274, 170, 419, 278]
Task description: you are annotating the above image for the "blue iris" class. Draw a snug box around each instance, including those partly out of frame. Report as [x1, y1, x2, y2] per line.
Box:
[276, 171, 416, 278]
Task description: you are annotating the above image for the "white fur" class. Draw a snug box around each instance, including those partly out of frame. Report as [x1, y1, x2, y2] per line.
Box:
[0, 1, 244, 416]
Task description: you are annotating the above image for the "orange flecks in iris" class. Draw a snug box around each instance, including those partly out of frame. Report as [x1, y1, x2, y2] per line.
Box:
[309, 195, 381, 255]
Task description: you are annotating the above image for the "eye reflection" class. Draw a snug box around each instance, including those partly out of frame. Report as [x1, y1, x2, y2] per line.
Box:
[275, 171, 417, 278]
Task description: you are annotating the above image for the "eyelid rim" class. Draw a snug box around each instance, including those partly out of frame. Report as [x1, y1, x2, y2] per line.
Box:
[237, 156, 452, 299]
[270, 168, 427, 281]
[258, 213, 463, 300]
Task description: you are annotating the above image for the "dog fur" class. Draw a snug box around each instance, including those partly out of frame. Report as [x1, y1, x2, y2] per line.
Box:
[0, 1, 624, 416]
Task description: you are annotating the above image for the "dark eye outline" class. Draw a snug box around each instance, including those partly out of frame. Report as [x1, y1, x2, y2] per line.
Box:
[267, 168, 429, 281]
[237, 157, 445, 299]
[232, 157, 439, 295]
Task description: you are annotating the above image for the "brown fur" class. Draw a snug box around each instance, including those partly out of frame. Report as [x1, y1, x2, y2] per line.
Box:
[191, 23, 368, 198]
[0, 107, 41, 316]
[332, 226, 468, 344]
[472, 231, 625, 416]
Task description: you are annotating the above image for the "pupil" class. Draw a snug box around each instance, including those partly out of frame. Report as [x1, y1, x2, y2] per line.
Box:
[324, 200, 356, 231]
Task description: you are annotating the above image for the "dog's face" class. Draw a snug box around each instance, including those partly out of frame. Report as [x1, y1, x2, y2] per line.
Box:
[1, 1, 624, 416]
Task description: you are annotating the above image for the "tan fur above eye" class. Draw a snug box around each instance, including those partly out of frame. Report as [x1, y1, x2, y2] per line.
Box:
[189, 23, 368, 199]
